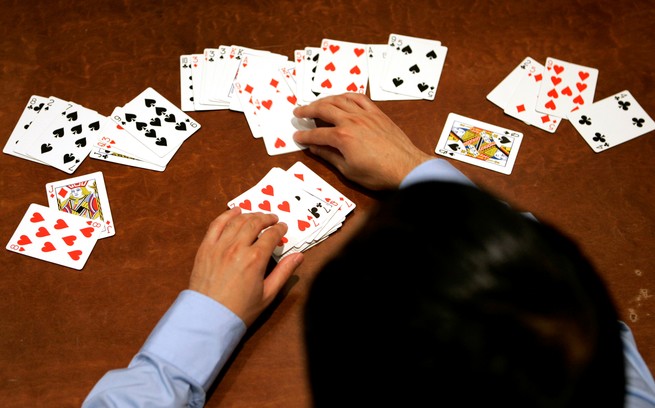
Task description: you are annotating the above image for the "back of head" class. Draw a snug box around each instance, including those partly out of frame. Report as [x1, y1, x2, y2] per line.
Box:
[304, 182, 625, 407]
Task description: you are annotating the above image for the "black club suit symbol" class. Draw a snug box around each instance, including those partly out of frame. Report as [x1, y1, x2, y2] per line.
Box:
[578, 115, 591, 125]
[632, 118, 645, 128]
[592, 133, 606, 143]
[618, 101, 631, 110]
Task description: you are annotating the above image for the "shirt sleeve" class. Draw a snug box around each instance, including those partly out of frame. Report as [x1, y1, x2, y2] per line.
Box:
[622, 322, 655, 407]
[83, 290, 247, 407]
[399, 158, 476, 188]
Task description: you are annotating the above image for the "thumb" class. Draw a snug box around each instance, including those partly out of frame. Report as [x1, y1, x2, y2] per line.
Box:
[262, 252, 304, 305]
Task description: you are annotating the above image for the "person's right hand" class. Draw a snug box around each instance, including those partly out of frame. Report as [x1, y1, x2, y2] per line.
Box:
[293, 93, 432, 190]
[188, 207, 303, 327]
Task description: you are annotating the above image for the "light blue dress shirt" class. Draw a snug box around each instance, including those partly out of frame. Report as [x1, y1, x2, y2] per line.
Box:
[84, 159, 655, 407]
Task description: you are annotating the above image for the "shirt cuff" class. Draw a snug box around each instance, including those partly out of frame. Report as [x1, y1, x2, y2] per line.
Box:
[400, 158, 476, 189]
[139, 290, 247, 391]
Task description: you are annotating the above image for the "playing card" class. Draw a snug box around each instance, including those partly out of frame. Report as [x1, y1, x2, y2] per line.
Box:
[6, 203, 100, 270]
[89, 147, 165, 171]
[19, 101, 103, 173]
[114, 87, 201, 158]
[215, 45, 272, 104]
[3, 95, 55, 162]
[179, 55, 196, 112]
[487, 57, 537, 109]
[311, 39, 368, 96]
[535, 57, 599, 118]
[568, 90, 655, 152]
[46, 171, 115, 239]
[229, 52, 289, 113]
[435, 113, 523, 175]
[503, 60, 561, 133]
[107, 107, 176, 167]
[367, 44, 420, 101]
[302, 47, 322, 103]
[227, 168, 325, 257]
[381, 34, 446, 100]
[13, 96, 72, 162]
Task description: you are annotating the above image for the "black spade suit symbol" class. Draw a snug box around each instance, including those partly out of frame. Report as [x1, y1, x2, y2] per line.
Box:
[145, 98, 156, 107]
[426, 50, 437, 59]
[63, 153, 76, 163]
[401, 45, 412, 54]
[52, 128, 64, 138]
[409, 64, 420, 74]
[41, 143, 53, 153]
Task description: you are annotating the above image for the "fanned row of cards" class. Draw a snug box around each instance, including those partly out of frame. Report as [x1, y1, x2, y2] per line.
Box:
[3, 88, 201, 172]
[227, 162, 355, 261]
[179, 33, 447, 156]
[487, 56, 654, 152]
[6, 171, 114, 270]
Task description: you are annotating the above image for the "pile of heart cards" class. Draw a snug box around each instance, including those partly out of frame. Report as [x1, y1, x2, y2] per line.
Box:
[487, 56, 654, 151]
[3, 88, 202, 172]
[179, 33, 447, 156]
[227, 162, 355, 261]
[6, 171, 114, 270]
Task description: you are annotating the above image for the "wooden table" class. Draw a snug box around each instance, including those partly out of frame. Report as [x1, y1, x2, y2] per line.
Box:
[1, 1, 653, 406]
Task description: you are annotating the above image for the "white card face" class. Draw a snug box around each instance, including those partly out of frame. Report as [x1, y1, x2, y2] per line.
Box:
[487, 57, 538, 110]
[435, 113, 523, 175]
[302, 47, 322, 103]
[503, 61, 561, 133]
[228, 52, 289, 112]
[114, 87, 201, 158]
[13, 96, 71, 161]
[6, 203, 100, 270]
[108, 107, 176, 167]
[381, 34, 446, 100]
[535, 57, 599, 118]
[367, 44, 420, 101]
[227, 168, 325, 256]
[46, 171, 115, 239]
[3, 95, 55, 162]
[568, 90, 655, 153]
[179, 55, 196, 112]
[311, 39, 369, 96]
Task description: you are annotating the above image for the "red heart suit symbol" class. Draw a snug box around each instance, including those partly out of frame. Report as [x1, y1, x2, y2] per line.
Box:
[68, 250, 83, 261]
[259, 200, 271, 211]
[30, 212, 45, 223]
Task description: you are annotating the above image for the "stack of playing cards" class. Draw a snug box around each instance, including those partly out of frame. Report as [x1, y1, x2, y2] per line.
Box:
[4, 96, 106, 173]
[227, 161, 355, 260]
[6, 171, 114, 270]
[435, 113, 523, 175]
[488, 56, 655, 151]
[179, 33, 447, 155]
[487, 56, 599, 133]
[3, 88, 201, 172]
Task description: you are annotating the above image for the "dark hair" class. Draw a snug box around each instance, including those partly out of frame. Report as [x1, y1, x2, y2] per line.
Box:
[304, 182, 625, 407]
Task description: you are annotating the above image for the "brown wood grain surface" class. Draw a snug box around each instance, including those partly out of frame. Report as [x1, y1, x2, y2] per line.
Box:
[1, 1, 653, 406]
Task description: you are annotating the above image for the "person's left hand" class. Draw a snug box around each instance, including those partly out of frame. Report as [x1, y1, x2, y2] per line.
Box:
[189, 207, 304, 326]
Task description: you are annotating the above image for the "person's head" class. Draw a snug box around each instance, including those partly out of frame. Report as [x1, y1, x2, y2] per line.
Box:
[304, 182, 625, 407]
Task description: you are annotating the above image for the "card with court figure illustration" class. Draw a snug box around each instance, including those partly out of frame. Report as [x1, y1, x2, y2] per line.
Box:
[46, 171, 115, 239]
[435, 113, 523, 175]
[568, 90, 655, 153]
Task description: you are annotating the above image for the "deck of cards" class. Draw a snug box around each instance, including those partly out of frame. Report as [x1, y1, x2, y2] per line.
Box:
[487, 56, 654, 151]
[3, 88, 202, 172]
[179, 33, 447, 156]
[6, 171, 114, 270]
[227, 162, 355, 260]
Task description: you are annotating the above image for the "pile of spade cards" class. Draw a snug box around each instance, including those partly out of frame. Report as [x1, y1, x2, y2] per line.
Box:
[3, 87, 201, 173]
[487, 56, 654, 151]
[180, 33, 447, 156]
[228, 161, 355, 261]
[5, 171, 114, 270]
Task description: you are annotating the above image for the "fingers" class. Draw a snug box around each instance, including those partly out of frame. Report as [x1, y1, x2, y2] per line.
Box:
[203, 206, 242, 244]
[262, 252, 304, 303]
[293, 93, 373, 125]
